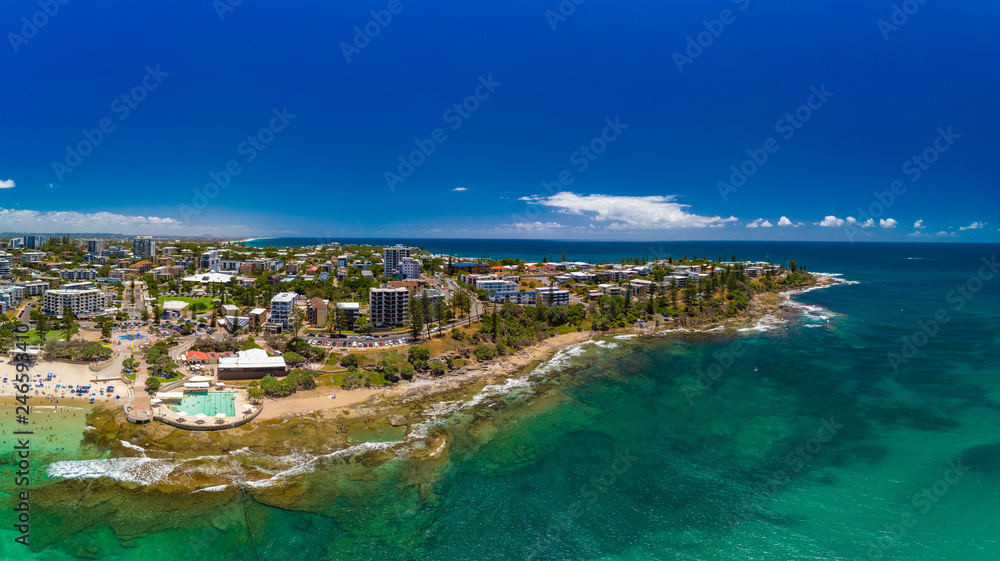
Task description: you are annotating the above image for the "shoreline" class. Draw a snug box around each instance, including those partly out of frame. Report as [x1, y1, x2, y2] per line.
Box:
[253, 274, 843, 423]
[29, 274, 849, 493]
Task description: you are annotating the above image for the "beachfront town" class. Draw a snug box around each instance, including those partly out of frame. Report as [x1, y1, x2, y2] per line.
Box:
[0, 234, 810, 430]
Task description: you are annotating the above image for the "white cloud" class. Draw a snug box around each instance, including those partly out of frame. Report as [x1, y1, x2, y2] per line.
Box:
[936, 231, 957, 237]
[818, 216, 845, 227]
[913, 219, 925, 229]
[880, 218, 898, 229]
[511, 221, 565, 231]
[0, 179, 14, 189]
[0, 207, 187, 234]
[746, 218, 773, 228]
[723, 216, 739, 222]
[525, 192, 728, 229]
[778, 216, 793, 226]
[845, 217, 875, 228]
[959, 221, 984, 230]
[908, 231, 928, 237]
[452, 187, 468, 192]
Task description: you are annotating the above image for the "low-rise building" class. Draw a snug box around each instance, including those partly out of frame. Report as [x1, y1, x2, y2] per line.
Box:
[536, 286, 570, 306]
[14, 280, 49, 296]
[248, 308, 268, 329]
[217, 348, 287, 380]
[398, 257, 422, 279]
[334, 301, 361, 329]
[476, 279, 518, 293]
[306, 297, 328, 326]
[629, 279, 655, 296]
[488, 291, 538, 305]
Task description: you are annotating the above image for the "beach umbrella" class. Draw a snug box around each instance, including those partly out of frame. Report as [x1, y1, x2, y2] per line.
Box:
[178, 411, 189, 417]
[215, 412, 227, 418]
[150, 398, 162, 403]
[195, 413, 208, 419]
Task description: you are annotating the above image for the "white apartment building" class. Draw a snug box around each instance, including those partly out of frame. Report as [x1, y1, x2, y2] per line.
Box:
[268, 291, 299, 329]
[219, 260, 242, 272]
[369, 286, 409, 327]
[398, 257, 422, 279]
[14, 280, 49, 296]
[21, 251, 45, 263]
[383, 244, 411, 276]
[0, 285, 25, 308]
[0, 258, 10, 277]
[536, 286, 570, 306]
[132, 236, 156, 259]
[488, 291, 538, 305]
[87, 239, 104, 253]
[42, 287, 107, 318]
[60, 269, 97, 281]
[200, 250, 220, 272]
[476, 279, 518, 293]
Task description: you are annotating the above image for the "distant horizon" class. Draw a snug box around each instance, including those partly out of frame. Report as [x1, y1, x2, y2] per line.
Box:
[4, 232, 997, 245]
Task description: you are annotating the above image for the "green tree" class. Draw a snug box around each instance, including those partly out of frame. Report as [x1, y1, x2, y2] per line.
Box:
[283, 351, 306, 366]
[340, 353, 360, 371]
[409, 298, 424, 340]
[407, 345, 430, 363]
[400, 363, 414, 380]
[145, 377, 161, 393]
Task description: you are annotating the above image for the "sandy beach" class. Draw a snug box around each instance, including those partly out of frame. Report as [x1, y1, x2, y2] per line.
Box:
[254, 388, 383, 420]
[0, 359, 125, 406]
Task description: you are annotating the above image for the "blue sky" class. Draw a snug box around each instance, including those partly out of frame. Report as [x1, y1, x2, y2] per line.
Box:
[1, 0, 997, 241]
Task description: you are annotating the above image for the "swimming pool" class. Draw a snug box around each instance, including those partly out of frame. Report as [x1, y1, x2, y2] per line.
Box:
[177, 391, 235, 417]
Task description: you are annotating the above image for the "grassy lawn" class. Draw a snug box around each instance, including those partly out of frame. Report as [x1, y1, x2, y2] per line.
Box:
[148, 372, 184, 383]
[157, 295, 216, 309]
[25, 329, 67, 344]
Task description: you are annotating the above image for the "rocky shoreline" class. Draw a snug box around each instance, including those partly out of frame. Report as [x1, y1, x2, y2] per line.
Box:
[53, 274, 840, 499]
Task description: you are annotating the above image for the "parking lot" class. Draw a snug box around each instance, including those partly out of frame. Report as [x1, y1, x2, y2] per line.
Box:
[305, 336, 412, 349]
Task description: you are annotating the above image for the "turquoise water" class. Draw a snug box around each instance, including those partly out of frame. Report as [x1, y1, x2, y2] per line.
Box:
[177, 392, 236, 417]
[2, 242, 999, 560]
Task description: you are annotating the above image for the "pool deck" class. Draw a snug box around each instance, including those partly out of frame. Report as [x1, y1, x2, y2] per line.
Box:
[151, 388, 262, 430]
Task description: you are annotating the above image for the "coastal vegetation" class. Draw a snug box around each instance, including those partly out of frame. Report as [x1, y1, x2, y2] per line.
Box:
[250, 369, 318, 398]
[43, 339, 113, 361]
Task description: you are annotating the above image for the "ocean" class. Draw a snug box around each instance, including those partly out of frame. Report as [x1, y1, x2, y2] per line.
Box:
[2, 241, 999, 560]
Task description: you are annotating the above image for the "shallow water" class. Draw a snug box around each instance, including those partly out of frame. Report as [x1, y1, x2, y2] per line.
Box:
[2, 243, 999, 560]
